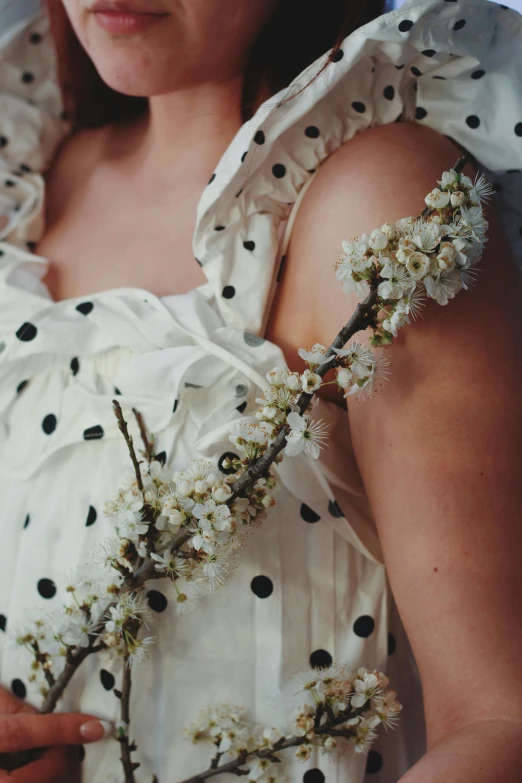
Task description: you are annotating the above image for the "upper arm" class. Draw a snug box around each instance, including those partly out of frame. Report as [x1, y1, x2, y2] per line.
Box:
[266, 122, 522, 747]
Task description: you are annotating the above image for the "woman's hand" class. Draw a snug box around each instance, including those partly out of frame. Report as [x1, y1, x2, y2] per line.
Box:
[0, 685, 112, 782]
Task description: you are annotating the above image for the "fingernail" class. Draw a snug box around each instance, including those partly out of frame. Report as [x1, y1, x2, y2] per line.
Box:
[80, 719, 113, 742]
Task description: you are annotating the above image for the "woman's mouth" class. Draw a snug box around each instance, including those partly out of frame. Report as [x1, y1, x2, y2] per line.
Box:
[90, 3, 169, 35]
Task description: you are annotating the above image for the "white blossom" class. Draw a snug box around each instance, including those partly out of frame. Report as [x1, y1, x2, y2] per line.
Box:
[405, 251, 430, 281]
[411, 220, 440, 253]
[450, 190, 465, 207]
[300, 369, 322, 393]
[424, 267, 463, 306]
[378, 262, 414, 300]
[369, 228, 388, 251]
[438, 169, 459, 189]
[425, 187, 450, 209]
[469, 173, 494, 204]
[150, 551, 188, 578]
[297, 343, 327, 366]
[295, 744, 311, 761]
[382, 301, 411, 337]
[193, 499, 232, 532]
[285, 413, 329, 459]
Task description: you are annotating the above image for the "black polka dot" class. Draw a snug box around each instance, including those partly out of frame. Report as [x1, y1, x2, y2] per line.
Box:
[416, 107, 428, 120]
[388, 632, 396, 655]
[78, 745, 85, 762]
[83, 425, 104, 441]
[310, 649, 332, 669]
[16, 379, 29, 394]
[70, 357, 80, 376]
[366, 750, 384, 774]
[21, 72, 34, 84]
[241, 151, 248, 162]
[251, 576, 273, 598]
[515, 123, 522, 137]
[0, 614, 6, 632]
[433, 75, 447, 80]
[19, 164, 31, 173]
[30, 32, 42, 44]
[207, 173, 215, 185]
[235, 188, 243, 198]
[236, 401, 247, 414]
[42, 414, 57, 435]
[328, 499, 343, 518]
[0, 137, 7, 148]
[155, 450, 167, 466]
[214, 225, 225, 231]
[395, 63, 405, 69]
[37, 578, 57, 599]
[26, 240, 37, 252]
[304, 125, 320, 138]
[86, 505, 97, 527]
[100, 669, 115, 691]
[114, 386, 122, 395]
[300, 503, 321, 523]
[11, 679, 26, 699]
[76, 302, 94, 316]
[411, 66, 422, 77]
[351, 101, 366, 113]
[218, 452, 240, 475]
[235, 384, 248, 397]
[466, 115, 481, 129]
[147, 590, 168, 613]
[422, 49, 436, 57]
[254, 130, 265, 145]
[244, 332, 265, 347]
[272, 163, 286, 179]
[173, 398, 179, 413]
[398, 19, 414, 32]
[243, 240, 255, 251]
[453, 18, 467, 30]
[331, 48, 344, 62]
[222, 285, 235, 299]
[16, 322, 37, 341]
[303, 771, 325, 783]
[195, 257, 202, 267]
[5, 179, 15, 187]
[383, 85, 395, 101]
[353, 615, 375, 638]
[23, 514, 30, 529]
[471, 69, 486, 79]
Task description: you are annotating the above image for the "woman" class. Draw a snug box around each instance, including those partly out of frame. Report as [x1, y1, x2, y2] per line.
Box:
[0, 0, 521, 781]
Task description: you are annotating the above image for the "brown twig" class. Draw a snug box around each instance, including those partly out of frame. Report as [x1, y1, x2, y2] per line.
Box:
[229, 286, 379, 500]
[133, 408, 155, 463]
[176, 705, 359, 783]
[120, 654, 138, 783]
[113, 400, 145, 496]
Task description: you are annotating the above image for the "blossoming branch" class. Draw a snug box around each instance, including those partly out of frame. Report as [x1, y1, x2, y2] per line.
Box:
[8, 155, 491, 783]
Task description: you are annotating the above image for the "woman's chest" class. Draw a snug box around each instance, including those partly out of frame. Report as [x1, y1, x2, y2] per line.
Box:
[36, 154, 208, 302]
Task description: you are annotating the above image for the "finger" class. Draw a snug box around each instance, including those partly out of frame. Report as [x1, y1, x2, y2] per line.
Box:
[0, 713, 113, 753]
[0, 689, 36, 717]
[11, 746, 68, 783]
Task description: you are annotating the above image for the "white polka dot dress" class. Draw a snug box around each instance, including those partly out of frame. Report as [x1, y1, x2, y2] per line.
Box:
[0, 1, 521, 781]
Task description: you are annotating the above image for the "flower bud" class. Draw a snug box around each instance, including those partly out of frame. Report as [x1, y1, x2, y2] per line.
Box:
[425, 188, 450, 209]
[369, 228, 388, 251]
[381, 222, 397, 240]
[213, 485, 232, 503]
[337, 368, 353, 388]
[285, 373, 301, 391]
[266, 368, 287, 386]
[450, 190, 465, 207]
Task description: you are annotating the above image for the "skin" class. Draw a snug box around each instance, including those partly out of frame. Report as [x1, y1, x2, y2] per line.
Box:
[17, 0, 522, 779]
[0, 686, 109, 781]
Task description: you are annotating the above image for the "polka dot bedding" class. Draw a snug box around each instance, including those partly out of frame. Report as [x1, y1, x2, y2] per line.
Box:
[0, 0, 521, 781]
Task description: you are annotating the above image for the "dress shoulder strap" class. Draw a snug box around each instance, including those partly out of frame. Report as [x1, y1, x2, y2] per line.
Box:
[261, 169, 320, 334]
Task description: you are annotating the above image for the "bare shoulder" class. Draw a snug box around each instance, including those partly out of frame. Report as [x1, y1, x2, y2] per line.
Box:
[266, 121, 518, 384]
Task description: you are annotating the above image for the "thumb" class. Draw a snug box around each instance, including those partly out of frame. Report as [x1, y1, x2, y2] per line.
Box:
[0, 712, 113, 753]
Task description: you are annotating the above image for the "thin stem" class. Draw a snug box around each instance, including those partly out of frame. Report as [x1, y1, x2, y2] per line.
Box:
[120, 655, 137, 783]
[133, 408, 155, 463]
[176, 704, 358, 783]
[113, 400, 145, 496]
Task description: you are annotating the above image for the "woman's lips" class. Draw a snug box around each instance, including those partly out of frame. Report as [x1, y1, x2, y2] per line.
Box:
[92, 10, 169, 35]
